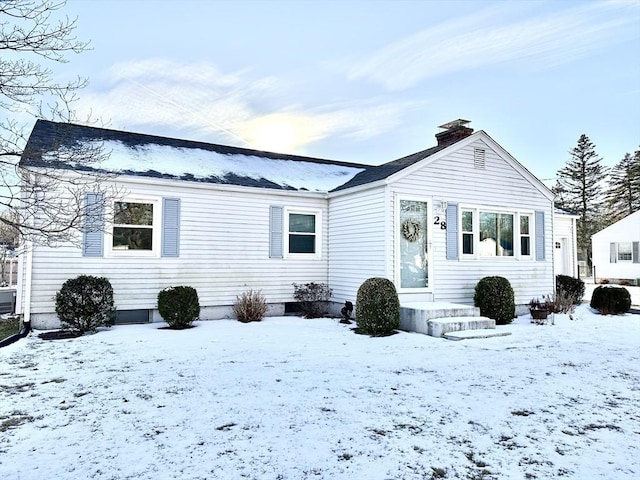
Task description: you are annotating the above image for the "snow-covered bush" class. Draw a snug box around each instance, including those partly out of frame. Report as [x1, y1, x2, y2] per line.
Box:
[474, 276, 515, 325]
[157, 286, 200, 329]
[556, 275, 585, 305]
[233, 289, 268, 323]
[355, 277, 400, 336]
[292, 282, 332, 318]
[590, 285, 631, 315]
[55, 275, 115, 333]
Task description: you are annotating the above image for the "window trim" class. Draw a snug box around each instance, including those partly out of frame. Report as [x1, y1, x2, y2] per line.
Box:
[106, 196, 162, 258]
[283, 207, 321, 259]
[459, 205, 535, 260]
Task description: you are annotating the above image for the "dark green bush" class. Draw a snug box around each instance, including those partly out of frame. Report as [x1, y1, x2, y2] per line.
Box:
[157, 286, 200, 329]
[292, 282, 332, 318]
[55, 275, 115, 333]
[556, 275, 585, 305]
[474, 276, 515, 325]
[590, 286, 631, 315]
[355, 277, 400, 336]
[233, 289, 268, 323]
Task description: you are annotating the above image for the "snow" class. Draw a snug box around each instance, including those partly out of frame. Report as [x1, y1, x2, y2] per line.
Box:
[1, 304, 639, 480]
[62, 140, 366, 192]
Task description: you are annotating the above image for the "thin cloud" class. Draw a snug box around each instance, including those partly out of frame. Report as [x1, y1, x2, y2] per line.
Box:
[77, 59, 420, 153]
[346, 1, 640, 91]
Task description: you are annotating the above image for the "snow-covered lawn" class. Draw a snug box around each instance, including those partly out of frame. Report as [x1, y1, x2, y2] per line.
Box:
[1, 305, 639, 480]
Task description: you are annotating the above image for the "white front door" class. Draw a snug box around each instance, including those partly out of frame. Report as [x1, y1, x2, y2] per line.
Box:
[397, 198, 431, 291]
[554, 237, 568, 276]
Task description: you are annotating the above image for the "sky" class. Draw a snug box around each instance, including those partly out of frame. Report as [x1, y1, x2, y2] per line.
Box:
[48, 0, 640, 184]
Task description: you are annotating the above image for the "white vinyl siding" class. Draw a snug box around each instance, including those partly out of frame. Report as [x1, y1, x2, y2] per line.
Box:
[27, 177, 328, 321]
[388, 138, 554, 306]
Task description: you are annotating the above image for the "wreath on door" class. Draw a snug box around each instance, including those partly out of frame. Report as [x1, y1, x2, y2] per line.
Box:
[401, 218, 423, 242]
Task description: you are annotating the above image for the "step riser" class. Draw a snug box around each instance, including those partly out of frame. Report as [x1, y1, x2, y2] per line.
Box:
[400, 305, 480, 323]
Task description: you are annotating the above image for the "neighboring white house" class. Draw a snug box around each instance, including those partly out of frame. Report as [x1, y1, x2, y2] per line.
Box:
[553, 208, 579, 278]
[592, 210, 640, 284]
[17, 119, 558, 329]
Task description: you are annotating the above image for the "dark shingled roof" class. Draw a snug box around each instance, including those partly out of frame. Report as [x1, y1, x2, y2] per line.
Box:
[20, 120, 458, 193]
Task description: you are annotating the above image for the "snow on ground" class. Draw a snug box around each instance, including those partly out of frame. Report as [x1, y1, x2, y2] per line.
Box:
[1, 305, 639, 480]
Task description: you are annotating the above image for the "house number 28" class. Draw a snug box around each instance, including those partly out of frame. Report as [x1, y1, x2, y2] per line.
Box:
[433, 216, 447, 229]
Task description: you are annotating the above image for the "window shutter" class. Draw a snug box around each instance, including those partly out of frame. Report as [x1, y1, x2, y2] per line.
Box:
[161, 198, 180, 257]
[633, 242, 639, 264]
[83, 193, 104, 257]
[535, 211, 545, 261]
[446, 203, 458, 260]
[609, 243, 617, 263]
[270, 206, 284, 258]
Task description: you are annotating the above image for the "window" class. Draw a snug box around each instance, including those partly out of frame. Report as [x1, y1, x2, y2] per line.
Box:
[113, 201, 154, 251]
[286, 210, 319, 255]
[617, 242, 632, 261]
[520, 215, 531, 256]
[479, 212, 513, 257]
[459, 207, 536, 260]
[462, 210, 474, 255]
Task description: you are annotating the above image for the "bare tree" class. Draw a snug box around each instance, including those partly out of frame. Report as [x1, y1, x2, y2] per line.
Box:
[1, 0, 112, 246]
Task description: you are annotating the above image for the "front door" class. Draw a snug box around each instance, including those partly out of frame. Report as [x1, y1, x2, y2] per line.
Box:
[398, 199, 430, 290]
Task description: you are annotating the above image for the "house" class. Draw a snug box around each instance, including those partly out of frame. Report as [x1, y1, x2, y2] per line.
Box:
[17, 119, 558, 329]
[592, 210, 640, 284]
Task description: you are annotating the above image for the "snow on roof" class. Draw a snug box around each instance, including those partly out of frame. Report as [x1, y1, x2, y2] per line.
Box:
[55, 140, 366, 193]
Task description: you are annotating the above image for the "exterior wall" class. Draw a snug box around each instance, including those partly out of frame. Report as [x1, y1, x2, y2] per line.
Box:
[328, 185, 388, 304]
[387, 137, 554, 306]
[592, 211, 640, 282]
[25, 177, 330, 328]
[553, 213, 578, 278]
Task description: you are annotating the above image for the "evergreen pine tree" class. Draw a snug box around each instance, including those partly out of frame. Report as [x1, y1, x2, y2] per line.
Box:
[605, 150, 640, 223]
[555, 134, 607, 273]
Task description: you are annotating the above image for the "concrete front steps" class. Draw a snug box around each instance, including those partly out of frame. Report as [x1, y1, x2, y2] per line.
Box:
[399, 302, 511, 340]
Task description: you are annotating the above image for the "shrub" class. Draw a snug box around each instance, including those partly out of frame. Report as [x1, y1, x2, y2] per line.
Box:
[474, 276, 515, 325]
[355, 277, 400, 336]
[157, 286, 200, 329]
[555, 275, 585, 305]
[55, 275, 115, 333]
[233, 289, 268, 323]
[590, 285, 631, 315]
[553, 287, 577, 315]
[292, 282, 332, 318]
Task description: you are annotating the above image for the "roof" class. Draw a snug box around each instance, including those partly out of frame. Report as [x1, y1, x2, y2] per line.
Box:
[19, 119, 536, 195]
[20, 120, 369, 193]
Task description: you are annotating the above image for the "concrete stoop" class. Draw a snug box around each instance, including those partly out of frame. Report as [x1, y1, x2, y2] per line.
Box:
[399, 302, 511, 340]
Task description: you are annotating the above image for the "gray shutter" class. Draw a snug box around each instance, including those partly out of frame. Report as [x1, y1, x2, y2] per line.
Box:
[446, 203, 458, 261]
[535, 210, 545, 261]
[609, 243, 617, 263]
[633, 242, 639, 264]
[269, 206, 283, 258]
[83, 193, 104, 257]
[161, 198, 180, 257]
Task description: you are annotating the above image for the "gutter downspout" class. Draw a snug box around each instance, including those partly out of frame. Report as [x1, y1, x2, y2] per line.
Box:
[22, 241, 33, 328]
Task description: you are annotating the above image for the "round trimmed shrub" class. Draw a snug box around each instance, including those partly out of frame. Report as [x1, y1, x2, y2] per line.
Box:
[356, 277, 400, 336]
[556, 274, 585, 305]
[590, 285, 631, 315]
[55, 275, 115, 333]
[157, 286, 200, 329]
[474, 276, 515, 325]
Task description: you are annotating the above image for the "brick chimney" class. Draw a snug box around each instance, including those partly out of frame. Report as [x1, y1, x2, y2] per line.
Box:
[435, 119, 473, 147]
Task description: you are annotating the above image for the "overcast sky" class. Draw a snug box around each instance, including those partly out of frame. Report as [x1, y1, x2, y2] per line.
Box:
[59, 0, 640, 184]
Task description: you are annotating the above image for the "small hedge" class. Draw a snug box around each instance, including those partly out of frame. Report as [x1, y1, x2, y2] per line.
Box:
[590, 286, 631, 315]
[556, 275, 585, 305]
[355, 277, 400, 336]
[233, 289, 268, 323]
[157, 286, 200, 329]
[474, 276, 515, 325]
[55, 275, 115, 333]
